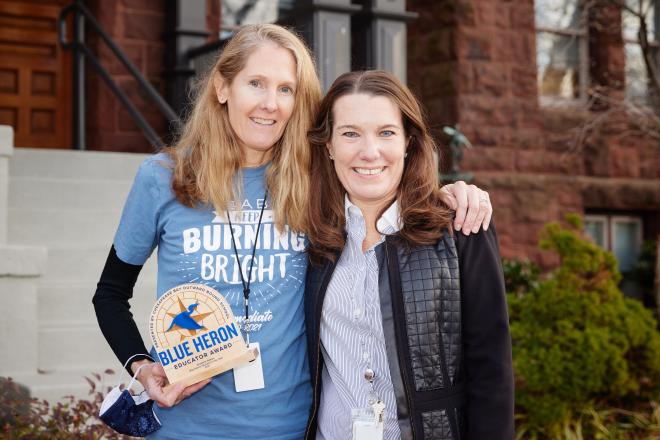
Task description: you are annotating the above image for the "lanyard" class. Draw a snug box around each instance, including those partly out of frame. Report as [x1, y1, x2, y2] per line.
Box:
[226, 189, 268, 344]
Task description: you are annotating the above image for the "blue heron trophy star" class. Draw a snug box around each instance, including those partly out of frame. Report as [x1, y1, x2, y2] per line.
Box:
[149, 283, 257, 388]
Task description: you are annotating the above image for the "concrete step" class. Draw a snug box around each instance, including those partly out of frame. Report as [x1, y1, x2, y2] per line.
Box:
[37, 278, 157, 326]
[4, 147, 158, 405]
[40, 245, 158, 283]
[8, 368, 130, 403]
[38, 320, 151, 371]
[8, 207, 122, 246]
[9, 176, 133, 211]
[9, 148, 148, 180]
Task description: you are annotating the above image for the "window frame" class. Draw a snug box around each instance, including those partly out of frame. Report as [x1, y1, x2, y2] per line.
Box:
[535, 0, 591, 106]
[584, 214, 610, 249]
[610, 215, 644, 271]
[622, 0, 660, 103]
[584, 213, 644, 273]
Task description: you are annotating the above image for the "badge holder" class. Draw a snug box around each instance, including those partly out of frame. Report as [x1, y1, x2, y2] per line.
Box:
[351, 368, 385, 440]
[234, 341, 265, 392]
[226, 192, 268, 393]
[351, 401, 385, 440]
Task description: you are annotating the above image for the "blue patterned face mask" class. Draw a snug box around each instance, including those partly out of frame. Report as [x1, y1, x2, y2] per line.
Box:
[99, 355, 162, 436]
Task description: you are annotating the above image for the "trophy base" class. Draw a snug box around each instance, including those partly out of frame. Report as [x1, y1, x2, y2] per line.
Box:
[163, 345, 259, 391]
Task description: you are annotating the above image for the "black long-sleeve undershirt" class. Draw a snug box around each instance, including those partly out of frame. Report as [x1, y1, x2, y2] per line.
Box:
[92, 246, 151, 374]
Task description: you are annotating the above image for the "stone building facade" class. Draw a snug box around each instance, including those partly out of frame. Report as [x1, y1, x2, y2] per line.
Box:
[407, 0, 659, 274]
[3, 0, 659, 271]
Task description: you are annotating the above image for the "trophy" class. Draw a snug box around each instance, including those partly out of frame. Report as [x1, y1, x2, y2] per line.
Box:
[149, 283, 257, 388]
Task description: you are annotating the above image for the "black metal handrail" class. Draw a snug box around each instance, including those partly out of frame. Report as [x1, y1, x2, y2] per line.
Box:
[185, 38, 228, 61]
[58, 1, 181, 150]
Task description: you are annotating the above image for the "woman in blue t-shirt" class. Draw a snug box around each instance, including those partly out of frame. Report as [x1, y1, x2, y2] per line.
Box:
[93, 24, 492, 439]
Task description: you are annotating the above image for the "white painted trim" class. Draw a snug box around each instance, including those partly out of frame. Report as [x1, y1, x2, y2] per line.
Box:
[584, 214, 609, 249]
[611, 215, 644, 271]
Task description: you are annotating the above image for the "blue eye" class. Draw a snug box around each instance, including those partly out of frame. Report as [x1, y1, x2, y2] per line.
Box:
[381, 130, 395, 137]
[342, 131, 359, 138]
[249, 79, 262, 88]
[280, 86, 294, 95]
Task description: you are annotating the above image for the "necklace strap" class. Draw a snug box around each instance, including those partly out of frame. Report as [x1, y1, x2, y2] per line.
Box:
[226, 190, 269, 340]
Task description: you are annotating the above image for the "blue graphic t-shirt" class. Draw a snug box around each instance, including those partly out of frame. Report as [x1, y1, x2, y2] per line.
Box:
[113, 153, 311, 439]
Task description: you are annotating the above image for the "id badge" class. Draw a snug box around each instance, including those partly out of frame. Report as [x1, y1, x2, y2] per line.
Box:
[351, 402, 385, 440]
[233, 342, 265, 392]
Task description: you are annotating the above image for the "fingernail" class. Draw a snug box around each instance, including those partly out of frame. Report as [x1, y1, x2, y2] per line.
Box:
[462, 229, 470, 236]
[472, 227, 479, 233]
[484, 225, 489, 231]
[455, 223, 462, 231]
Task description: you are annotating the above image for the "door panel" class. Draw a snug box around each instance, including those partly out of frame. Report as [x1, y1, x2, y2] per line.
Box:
[0, 0, 71, 148]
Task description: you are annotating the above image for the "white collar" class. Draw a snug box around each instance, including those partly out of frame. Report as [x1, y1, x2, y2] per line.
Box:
[344, 195, 402, 234]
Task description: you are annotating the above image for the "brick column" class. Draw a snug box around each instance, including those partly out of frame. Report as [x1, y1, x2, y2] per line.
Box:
[406, 0, 579, 264]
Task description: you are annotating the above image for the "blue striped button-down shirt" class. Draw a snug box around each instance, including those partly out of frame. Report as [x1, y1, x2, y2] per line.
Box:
[317, 198, 402, 440]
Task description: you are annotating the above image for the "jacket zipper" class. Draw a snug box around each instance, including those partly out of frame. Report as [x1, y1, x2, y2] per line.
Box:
[385, 239, 417, 439]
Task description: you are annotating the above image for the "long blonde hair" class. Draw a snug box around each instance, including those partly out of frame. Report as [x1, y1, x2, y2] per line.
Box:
[168, 24, 322, 233]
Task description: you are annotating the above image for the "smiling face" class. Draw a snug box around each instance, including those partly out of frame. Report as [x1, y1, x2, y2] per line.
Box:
[328, 93, 407, 213]
[215, 42, 297, 167]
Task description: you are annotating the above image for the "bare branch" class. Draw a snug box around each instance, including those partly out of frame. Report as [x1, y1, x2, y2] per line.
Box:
[637, 16, 660, 109]
[596, 0, 660, 112]
[570, 87, 660, 152]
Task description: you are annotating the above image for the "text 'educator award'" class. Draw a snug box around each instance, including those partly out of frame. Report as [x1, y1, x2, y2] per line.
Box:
[149, 283, 257, 388]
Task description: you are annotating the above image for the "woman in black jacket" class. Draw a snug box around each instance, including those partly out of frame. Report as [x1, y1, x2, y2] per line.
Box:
[304, 70, 514, 440]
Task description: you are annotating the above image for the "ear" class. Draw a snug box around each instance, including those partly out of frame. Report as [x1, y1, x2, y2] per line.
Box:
[326, 143, 335, 161]
[213, 71, 228, 104]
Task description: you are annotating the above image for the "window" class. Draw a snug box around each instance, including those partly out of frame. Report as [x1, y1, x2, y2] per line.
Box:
[584, 214, 643, 272]
[535, 0, 589, 104]
[623, 0, 659, 103]
[220, 0, 282, 39]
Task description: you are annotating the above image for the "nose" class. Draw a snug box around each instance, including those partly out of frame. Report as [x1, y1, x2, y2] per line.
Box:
[261, 88, 278, 112]
[358, 135, 380, 161]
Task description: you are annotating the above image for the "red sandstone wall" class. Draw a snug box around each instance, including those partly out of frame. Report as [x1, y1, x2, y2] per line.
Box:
[407, 0, 660, 267]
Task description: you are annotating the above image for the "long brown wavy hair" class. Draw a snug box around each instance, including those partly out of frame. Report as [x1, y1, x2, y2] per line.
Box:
[167, 24, 321, 233]
[307, 70, 453, 263]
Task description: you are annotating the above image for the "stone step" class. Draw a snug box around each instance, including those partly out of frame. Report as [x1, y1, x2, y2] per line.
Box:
[8, 207, 122, 246]
[8, 368, 131, 403]
[9, 176, 133, 211]
[38, 279, 157, 326]
[4, 147, 157, 405]
[40, 245, 158, 283]
[9, 148, 148, 180]
[38, 321, 151, 371]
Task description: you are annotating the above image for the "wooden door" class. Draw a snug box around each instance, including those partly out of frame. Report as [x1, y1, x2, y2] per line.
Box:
[0, 0, 71, 148]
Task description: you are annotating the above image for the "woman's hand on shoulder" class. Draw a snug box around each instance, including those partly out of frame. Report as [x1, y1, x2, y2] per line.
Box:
[132, 360, 211, 408]
[440, 181, 492, 235]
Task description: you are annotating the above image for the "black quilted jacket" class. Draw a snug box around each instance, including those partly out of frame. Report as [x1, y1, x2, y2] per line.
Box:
[303, 226, 514, 439]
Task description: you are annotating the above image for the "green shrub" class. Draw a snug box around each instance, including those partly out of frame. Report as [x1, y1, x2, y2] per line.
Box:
[503, 258, 541, 296]
[631, 240, 659, 312]
[509, 214, 660, 438]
